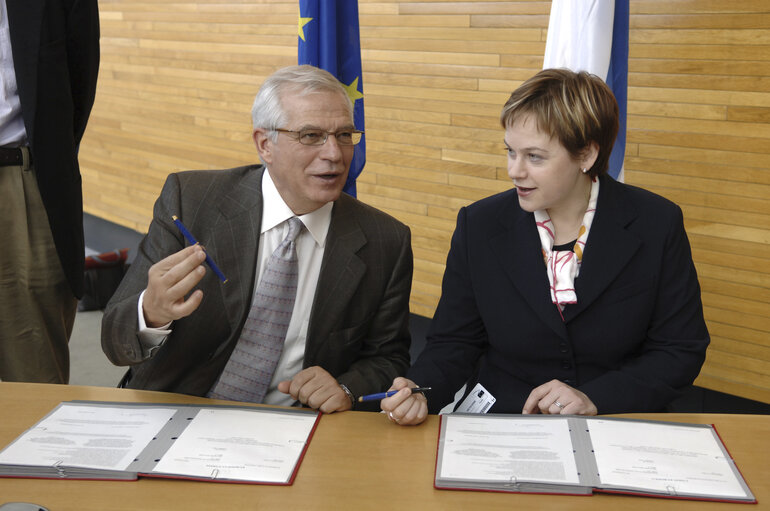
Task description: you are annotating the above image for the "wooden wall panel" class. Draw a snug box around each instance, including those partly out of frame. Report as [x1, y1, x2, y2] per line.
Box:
[80, 0, 770, 403]
[624, 1, 770, 404]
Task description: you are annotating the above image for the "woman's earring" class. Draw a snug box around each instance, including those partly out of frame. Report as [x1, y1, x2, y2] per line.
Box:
[581, 168, 589, 174]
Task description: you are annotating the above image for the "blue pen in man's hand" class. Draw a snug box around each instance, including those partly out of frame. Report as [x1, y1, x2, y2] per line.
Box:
[357, 387, 431, 403]
[172, 215, 228, 283]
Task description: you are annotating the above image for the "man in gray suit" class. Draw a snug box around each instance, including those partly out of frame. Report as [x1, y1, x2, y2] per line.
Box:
[101, 65, 412, 413]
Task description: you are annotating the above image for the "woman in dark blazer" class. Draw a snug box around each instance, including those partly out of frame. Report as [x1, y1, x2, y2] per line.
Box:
[382, 69, 709, 425]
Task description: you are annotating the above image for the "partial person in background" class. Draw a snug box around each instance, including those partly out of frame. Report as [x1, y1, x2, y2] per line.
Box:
[0, 0, 100, 383]
[382, 68, 709, 425]
[102, 65, 412, 413]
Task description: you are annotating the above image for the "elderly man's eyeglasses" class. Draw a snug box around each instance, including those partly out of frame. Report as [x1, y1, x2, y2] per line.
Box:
[274, 128, 364, 146]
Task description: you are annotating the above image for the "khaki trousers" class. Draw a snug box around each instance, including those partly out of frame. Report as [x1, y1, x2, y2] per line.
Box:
[0, 147, 76, 383]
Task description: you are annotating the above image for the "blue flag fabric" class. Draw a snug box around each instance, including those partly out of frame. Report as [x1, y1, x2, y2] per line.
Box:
[605, 0, 629, 182]
[298, 0, 365, 197]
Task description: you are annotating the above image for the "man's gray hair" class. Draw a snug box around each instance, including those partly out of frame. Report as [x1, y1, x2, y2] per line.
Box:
[251, 65, 354, 142]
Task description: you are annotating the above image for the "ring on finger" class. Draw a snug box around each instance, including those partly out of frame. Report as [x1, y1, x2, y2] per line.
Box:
[554, 401, 565, 410]
[388, 411, 400, 424]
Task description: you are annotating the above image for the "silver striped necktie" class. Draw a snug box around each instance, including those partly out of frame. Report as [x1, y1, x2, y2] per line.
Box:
[208, 216, 303, 402]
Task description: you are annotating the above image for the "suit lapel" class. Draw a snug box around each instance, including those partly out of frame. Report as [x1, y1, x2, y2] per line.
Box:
[490, 196, 568, 339]
[563, 176, 641, 322]
[305, 194, 366, 361]
[209, 167, 264, 335]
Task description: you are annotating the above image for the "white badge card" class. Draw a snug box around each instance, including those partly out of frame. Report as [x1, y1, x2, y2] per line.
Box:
[455, 383, 496, 413]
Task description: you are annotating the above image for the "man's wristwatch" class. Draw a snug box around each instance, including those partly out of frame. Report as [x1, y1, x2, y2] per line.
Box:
[339, 383, 355, 405]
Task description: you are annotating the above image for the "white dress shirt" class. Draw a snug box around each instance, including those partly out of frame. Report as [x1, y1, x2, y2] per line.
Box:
[0, 1, 27, 146]
[138, 169, 332, 406]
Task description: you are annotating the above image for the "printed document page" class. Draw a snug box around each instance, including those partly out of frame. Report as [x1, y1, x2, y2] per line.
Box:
[0, 403, 175, 470]
[150, 408, 317, 483]
[588, 419, 749, 498]
[439, 415, 580, 484]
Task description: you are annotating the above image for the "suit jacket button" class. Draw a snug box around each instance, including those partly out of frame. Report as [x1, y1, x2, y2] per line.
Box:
[561, 361, 572, 370]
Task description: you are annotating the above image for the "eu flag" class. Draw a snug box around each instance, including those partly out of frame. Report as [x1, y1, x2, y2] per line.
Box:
[298, 0, 365, 197]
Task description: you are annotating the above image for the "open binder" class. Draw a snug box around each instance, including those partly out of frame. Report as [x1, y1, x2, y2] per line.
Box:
[0, 400, 320, 484]
[435, 414, 756, 503]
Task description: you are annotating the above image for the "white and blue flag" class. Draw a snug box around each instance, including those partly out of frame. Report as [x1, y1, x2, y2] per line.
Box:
[543, 0, 629, 181]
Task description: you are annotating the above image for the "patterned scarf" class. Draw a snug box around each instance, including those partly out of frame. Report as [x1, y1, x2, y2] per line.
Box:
[534, 178, 600, 319]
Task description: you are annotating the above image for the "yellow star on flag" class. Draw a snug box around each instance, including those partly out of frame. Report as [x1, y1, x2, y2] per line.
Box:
[298, 16, 313, 41]
[342, 77, 364, 103]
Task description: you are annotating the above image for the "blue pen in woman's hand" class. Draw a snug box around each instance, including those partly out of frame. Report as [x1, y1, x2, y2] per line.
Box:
[172, 215, 228, 283]
[357, 387, 431, 402]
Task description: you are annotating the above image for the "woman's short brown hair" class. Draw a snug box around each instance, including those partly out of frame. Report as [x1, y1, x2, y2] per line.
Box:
[500, 68, 619, 178]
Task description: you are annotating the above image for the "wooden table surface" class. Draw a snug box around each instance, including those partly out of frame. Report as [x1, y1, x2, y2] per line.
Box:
[0, 382, 767, 510]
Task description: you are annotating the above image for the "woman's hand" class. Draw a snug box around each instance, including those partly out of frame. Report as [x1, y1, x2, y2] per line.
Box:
[522, 379, 598, 415]
[380, 377, 428, 426]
